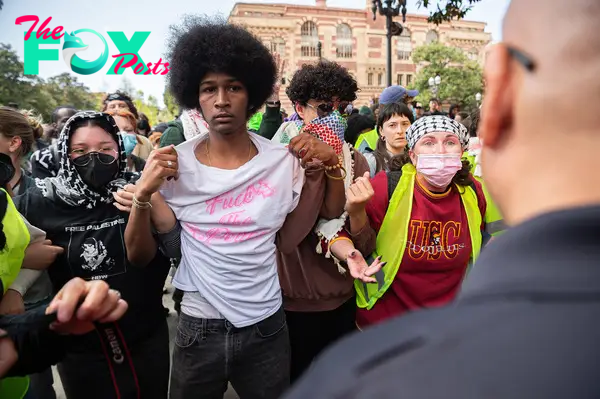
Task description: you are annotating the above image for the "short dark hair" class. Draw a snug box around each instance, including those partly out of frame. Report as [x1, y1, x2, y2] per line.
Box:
[345, 114, 375, 144]
[430, 98, 440, 105]
[377, 102, 414, 129]
[51, 105, 77, 123]
[137, 118, 151, 132]
[286, 61, 358, 105]
[153, 122, 169, 133]
[167, 15, 276, 117]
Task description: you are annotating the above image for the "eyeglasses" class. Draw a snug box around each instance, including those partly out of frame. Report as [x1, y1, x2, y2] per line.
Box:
[506, 46, 536, 72]
[71, 150, 118, 167]
[306, 102, 334, 118]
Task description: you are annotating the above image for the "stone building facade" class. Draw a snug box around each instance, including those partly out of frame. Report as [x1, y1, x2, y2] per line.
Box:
[228, 0, 492, 111]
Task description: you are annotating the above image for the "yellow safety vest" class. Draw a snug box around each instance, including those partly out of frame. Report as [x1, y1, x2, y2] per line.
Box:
[355, 128, 378, 152]
[355, 164, 483, 310]
[0, 189, 30, 294]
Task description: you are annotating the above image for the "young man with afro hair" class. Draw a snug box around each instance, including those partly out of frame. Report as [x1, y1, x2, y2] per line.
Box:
[271, 61, 379, 383]
[123, 16, 345, 398]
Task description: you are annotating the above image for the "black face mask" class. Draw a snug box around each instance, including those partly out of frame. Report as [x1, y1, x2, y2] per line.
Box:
[72, 152, 119, 191]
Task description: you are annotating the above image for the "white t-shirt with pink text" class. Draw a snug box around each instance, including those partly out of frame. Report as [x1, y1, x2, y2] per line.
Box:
[160, 133, 304, 327]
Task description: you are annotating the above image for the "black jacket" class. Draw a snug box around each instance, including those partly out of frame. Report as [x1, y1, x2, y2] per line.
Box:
[1, 306, 67, 377]
[285, 205, 600, 399]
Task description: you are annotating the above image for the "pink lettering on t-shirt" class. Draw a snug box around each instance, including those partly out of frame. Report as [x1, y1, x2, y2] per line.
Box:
[182, 222, 267, 245]
[219, 211, 253, 226]
[205, 180, 275, 215]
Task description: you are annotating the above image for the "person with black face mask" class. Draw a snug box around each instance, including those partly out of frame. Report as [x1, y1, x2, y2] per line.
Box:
[12, 111, 173, 399]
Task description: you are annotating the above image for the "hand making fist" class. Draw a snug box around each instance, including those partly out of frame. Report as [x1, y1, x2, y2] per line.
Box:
[135, 146, 178, 200]
[289, 133, 338, 167]
[345, 171, 374, 216]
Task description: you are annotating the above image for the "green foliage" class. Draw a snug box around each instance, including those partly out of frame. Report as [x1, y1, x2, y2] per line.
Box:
[418, 0, 483, 24]
[409, 42, 483, 109]
[0, 43, 176, 125]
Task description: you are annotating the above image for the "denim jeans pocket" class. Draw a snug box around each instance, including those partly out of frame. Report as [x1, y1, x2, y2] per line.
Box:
[175, 318, 200, 348]
[255, 308, 287, 339]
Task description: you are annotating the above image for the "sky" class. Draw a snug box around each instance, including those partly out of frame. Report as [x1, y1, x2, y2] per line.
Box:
[1, 0, 510, 107]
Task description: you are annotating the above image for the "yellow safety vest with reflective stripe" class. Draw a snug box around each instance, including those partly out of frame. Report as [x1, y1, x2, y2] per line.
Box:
[355, 128, 378, 152]
[0, 189, 30, 294]
[355, 164, 483, 310]
[463, 154, 505, 236]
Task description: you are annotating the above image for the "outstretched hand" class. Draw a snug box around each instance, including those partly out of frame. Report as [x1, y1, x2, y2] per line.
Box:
[346, 251, 385, 283]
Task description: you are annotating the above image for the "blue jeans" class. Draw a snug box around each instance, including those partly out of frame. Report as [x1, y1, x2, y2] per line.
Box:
[170, 307, 290, 399]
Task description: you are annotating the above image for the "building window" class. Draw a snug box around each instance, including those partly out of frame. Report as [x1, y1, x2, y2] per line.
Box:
[396, 28, 412, 60]
[468, 47, 479, 61]
[377, 73, 383, 86]
[271, 37, 286, 56]
[367, 73, 373, 86]
[406, 74, 413, 86]
[336, 24, 353, 58]
[397, 74, 404, 85]
[301, 21, 319, 57]
[426, 30, 439, 44]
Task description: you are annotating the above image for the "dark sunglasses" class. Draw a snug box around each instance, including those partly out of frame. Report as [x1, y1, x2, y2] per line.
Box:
[506, 46, 536, 72]
[307, 102, 334, 118]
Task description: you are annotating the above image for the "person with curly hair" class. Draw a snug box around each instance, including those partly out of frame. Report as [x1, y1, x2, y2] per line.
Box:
[122, 16, 345, 398]
[101, 91, 139, 120]
[270, 61, 384, 383]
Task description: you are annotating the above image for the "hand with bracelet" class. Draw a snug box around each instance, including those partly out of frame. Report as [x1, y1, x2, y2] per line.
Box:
[288, 132, 343, 174]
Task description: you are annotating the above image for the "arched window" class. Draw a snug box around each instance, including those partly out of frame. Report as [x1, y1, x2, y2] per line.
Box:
[301, 21, 318, 57]
[397, 28, 412, 60]
[336, 24, 352, 58]
[271, 37, 286, 56]
[426, 30, 439, 44]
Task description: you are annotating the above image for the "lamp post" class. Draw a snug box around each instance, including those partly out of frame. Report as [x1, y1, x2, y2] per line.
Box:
[428, 75, 441, 97]
[372, 0, 407, 87]
[317, 41, 322, 61]
[475, 92, 482, 108]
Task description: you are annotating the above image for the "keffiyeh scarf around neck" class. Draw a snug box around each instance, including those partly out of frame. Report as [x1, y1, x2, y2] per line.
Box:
[35, 111, 136, 209]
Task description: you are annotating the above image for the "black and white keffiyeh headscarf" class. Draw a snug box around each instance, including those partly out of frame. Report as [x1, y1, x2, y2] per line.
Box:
[35, 111, 137, 209]
[405, 115, 469, 150]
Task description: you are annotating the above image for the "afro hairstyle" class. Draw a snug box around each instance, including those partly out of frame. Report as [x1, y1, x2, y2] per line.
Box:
[286, 61, 358, 105]
[166, 15, 276, 117]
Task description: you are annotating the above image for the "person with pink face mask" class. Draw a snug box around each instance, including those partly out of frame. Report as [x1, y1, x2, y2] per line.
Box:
[325, 115, 492, 328]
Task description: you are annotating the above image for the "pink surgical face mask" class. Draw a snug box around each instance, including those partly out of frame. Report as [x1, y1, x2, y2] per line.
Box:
[416, 153, 462, 189]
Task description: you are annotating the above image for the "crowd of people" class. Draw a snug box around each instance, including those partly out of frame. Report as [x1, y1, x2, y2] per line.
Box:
[1, 0, 599, 397]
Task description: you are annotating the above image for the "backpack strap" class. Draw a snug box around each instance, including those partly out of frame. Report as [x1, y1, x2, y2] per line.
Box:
[386, 170, 403, 202]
